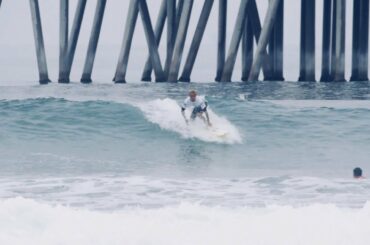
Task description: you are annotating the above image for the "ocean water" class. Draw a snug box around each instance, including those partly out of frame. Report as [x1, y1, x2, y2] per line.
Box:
[1, 81, 370, 244]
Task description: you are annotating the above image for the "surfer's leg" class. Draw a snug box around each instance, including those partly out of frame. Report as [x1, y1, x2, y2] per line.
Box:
[198, 106, 211, 126]
[191, 106, 202, 120]
[197, 112, 208, 125]
[190, 109, 198, 120]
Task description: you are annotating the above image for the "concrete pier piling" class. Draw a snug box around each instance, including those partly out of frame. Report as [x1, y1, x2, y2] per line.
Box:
[247, 0, 271, 80]
[141, 0, 167, 82]
[168, 0, 194, 82]
[350, 0, 360, 81]
[29, 0, 51, 84]
[81, 0, 107, 83]
[138, 0, 166, 82]
[176, 0, 185, 28]
[5, 0, 370, 84]
[320, 0, 332, 82]
[248, 0, 281, 81]
[351, 0, 369, 81]
[164, 0, 177, 78]
[113, 0, 139, 83]
[330, 0, 337, 80]
[332, 0, 346, 82]
[241, 17, 254, 82]
[220, 0, 250, 82]
[141, 0, 185, 82]
[266, 0, 284, 81]
[59, 0, 69, 83]
[65, 0, 87, 80]
[358, 0, 369, 81]
[298, 0, 315, 82]
[215, 0, 227, 82]
[179, 0, 214, 82]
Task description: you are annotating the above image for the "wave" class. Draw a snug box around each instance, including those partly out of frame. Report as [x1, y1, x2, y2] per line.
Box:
[0, 197, 369, 245]
[0, 96, 242, 144]
[137, 98, 242, 144]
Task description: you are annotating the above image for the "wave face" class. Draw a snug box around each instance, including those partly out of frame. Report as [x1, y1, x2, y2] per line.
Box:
[1, 82, 370, 244]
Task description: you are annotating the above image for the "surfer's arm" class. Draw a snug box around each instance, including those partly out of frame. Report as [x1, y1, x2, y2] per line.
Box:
[181, 107, 189, 124]
[205, 111, 211, 126]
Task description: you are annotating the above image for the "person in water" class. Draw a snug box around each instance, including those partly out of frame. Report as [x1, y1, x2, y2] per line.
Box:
[181, 90, 212, 126]
[353, 167, 365, 179]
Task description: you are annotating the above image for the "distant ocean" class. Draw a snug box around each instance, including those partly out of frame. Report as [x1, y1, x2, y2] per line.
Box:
[0, 81, 370, 244]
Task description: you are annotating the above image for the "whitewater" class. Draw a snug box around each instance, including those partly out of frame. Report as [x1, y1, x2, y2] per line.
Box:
[1, 82, 370, 244]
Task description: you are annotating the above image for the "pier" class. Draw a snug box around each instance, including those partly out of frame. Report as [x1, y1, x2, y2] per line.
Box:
[2, 0, 370, 83]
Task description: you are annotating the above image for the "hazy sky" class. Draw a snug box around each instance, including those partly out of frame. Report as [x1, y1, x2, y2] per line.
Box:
[0, 0, 359, 84]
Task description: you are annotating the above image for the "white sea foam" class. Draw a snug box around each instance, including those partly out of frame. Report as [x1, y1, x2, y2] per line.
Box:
[1, 176, 369, 210]
[0, 197, 369, 245]
[137, 98, 242, 144]
[267, 100, 370, 109]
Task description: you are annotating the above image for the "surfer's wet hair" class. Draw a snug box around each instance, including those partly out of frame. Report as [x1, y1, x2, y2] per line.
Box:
[189, 90, 197, 96]
[353, 167, 363, 178]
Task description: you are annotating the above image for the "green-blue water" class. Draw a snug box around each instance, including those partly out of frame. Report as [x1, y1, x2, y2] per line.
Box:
[1, 82, 370, 178]
[1, 82, 370, 244]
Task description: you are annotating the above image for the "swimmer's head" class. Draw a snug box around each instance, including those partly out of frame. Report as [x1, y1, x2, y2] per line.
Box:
[353, 167, 363, 179]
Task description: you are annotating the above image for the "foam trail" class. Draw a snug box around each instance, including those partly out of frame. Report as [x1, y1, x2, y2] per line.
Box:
[137, 98, 242, 144]
[0, 198, 370, 245]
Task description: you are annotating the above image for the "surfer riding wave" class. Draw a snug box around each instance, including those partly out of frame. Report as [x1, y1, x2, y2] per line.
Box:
[181, 90, 212, 127]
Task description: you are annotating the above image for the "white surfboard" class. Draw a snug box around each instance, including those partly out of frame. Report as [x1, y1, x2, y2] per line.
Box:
[209, 127, 228, 138]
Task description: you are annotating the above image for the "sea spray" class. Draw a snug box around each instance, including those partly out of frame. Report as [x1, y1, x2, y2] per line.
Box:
[137, 98, 242, 144]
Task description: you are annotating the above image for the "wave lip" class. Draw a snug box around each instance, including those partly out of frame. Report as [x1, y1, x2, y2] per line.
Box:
[137, 98, 243, 144]
[0, 197, 370, 245]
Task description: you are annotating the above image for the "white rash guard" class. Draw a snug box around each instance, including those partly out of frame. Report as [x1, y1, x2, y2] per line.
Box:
[181, 96, 207, 110]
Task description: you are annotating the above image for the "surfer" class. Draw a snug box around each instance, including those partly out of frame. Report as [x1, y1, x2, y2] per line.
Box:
[181, 90, 212, 127]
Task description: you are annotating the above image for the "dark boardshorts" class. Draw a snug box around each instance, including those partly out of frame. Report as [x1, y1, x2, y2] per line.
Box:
[191, 102, 208, 120]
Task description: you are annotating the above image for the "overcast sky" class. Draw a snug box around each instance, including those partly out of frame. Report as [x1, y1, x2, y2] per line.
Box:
[0, 0, 359, 84]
